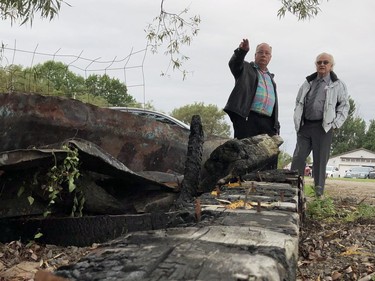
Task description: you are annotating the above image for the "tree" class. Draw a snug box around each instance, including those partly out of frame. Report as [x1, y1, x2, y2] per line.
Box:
[0, 0, 68, 25]
[31, 61, 85, 98]
[331, 98, 366, 156]
[0, 64, 25, 92]
[85, 74, 136, 107]
[0, 61, 138, 107]
[362, 119, 375, 152]
[170, 102, 231, 137]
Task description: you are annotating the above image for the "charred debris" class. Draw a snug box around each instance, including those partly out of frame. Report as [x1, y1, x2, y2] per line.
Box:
[0, 93, 289, 246]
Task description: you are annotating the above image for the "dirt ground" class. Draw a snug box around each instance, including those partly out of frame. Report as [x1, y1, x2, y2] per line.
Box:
[299, 177, 375, 281]
[306, 177, 375, 204]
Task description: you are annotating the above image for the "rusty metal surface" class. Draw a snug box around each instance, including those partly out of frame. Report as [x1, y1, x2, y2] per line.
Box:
[0, 93, 228, 173]
[0, 139, 182, 219]
[0, 93, 229, 173]
[0, 139, 171, 189]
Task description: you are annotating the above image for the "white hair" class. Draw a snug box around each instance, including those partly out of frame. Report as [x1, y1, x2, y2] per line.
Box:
[316, 52, 335, 67]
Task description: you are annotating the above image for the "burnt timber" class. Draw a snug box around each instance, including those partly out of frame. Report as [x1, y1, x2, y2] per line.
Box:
[53, 176, 303, 281]
[0, 92, 304, 280]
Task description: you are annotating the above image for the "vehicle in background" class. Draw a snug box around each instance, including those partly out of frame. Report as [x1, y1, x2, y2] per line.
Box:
[304, 165, 312, 177]
[326, 166, 340, 178]
[109, 107, 190, 131]
[369, 170, 375, 179]
[343, 166, 374, 179]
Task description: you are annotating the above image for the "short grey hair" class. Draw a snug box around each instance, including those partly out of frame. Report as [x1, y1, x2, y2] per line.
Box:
[316, 52, 335, 67]
[255, 43, 272, 53]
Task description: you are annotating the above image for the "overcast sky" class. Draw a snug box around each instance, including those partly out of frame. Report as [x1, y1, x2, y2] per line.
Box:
[1, 0, 374, 155]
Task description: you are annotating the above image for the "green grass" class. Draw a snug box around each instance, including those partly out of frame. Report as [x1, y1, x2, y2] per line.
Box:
[325, 177, 375, 182]
[304, 183, 375, 223]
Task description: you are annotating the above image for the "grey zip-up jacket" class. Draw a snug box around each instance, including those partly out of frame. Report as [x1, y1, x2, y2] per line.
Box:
[293, 71, 349, 133]
[224, 48, 280, 133]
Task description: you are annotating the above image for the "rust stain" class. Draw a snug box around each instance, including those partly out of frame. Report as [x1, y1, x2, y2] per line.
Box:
[0, 93, 189, 173]
[0, 93, 228, 173]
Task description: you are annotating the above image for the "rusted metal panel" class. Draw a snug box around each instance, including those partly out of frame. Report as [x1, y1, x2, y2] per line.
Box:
[0, 93, 225, 173]
[0, 139, 181, 219]
[0, 93, 229, 173]
[0, 139, 173, 188]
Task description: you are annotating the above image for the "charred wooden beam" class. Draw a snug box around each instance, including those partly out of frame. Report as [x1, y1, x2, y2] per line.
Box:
[51, 172, 302, 280]
[176, 115, 204, 205]
[199, 134, 284, 193]
[242, 169, 299, 183]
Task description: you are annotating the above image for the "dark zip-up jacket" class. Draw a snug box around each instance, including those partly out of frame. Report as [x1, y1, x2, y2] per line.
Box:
[224, 48, 280, 133]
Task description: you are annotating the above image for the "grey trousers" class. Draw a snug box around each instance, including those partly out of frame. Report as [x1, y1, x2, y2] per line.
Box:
[291, 121, 333, 190]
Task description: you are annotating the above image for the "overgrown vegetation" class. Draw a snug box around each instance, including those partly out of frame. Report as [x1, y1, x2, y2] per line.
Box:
[305, 184, 375, 223]
[0, 62, 138, 107]
[300, 182, 375, 280]
[44, 145, 82, 217]
[18, 145, 83, 218]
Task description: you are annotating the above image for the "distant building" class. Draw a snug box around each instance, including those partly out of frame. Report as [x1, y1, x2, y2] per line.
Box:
[327, 148, 375, 177]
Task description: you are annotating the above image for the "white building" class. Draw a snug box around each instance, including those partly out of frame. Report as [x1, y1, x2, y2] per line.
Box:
[327, 148, 375, 177]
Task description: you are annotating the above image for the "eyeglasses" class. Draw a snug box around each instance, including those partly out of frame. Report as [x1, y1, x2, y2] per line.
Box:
[256, 51, 271, 56]
[316, 60, 330, 65]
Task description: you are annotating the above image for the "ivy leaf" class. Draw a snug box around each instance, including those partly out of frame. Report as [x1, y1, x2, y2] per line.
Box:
[43, 210, 51, 217]
[34, 232, 43, 239]
[68, 178, 76, 193]
[27, 196, 35, 205]
[17, 186, 25, 197]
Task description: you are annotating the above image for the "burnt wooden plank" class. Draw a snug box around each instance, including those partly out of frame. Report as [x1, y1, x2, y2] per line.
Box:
[199, 135, 283, 193]
[0, 211, 186, 247]
[54, 221, 298, 281]
[52, 177, 301, 281]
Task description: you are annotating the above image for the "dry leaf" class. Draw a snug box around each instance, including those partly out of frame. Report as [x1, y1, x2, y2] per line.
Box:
[331, 271, 342, 280]
[34, 270, 71, 281]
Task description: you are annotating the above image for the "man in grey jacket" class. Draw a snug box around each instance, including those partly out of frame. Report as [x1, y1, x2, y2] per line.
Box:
[291, 52, 349, 197]
[224, 38, 280, 169]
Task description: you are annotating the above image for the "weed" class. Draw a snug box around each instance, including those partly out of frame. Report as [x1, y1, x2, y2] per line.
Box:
[304, 183, 375, 223]
[343, 203, 375, 222]
[307, 196, 337, 222]
[18, 144, 83, 218]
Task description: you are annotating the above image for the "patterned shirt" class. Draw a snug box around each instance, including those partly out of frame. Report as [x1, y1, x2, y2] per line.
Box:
[250, 64, 276, 117]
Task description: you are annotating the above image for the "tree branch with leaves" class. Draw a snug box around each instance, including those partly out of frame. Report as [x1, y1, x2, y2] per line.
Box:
[1, 0, 328, 78]
[277, 0, 324, 20]
[145, 0, 200, 80]
[145, 0, 328, 79]
[0, 0, 69, 25]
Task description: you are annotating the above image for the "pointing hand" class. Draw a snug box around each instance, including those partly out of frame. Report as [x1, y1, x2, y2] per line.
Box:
[239, 38, 250, 52]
